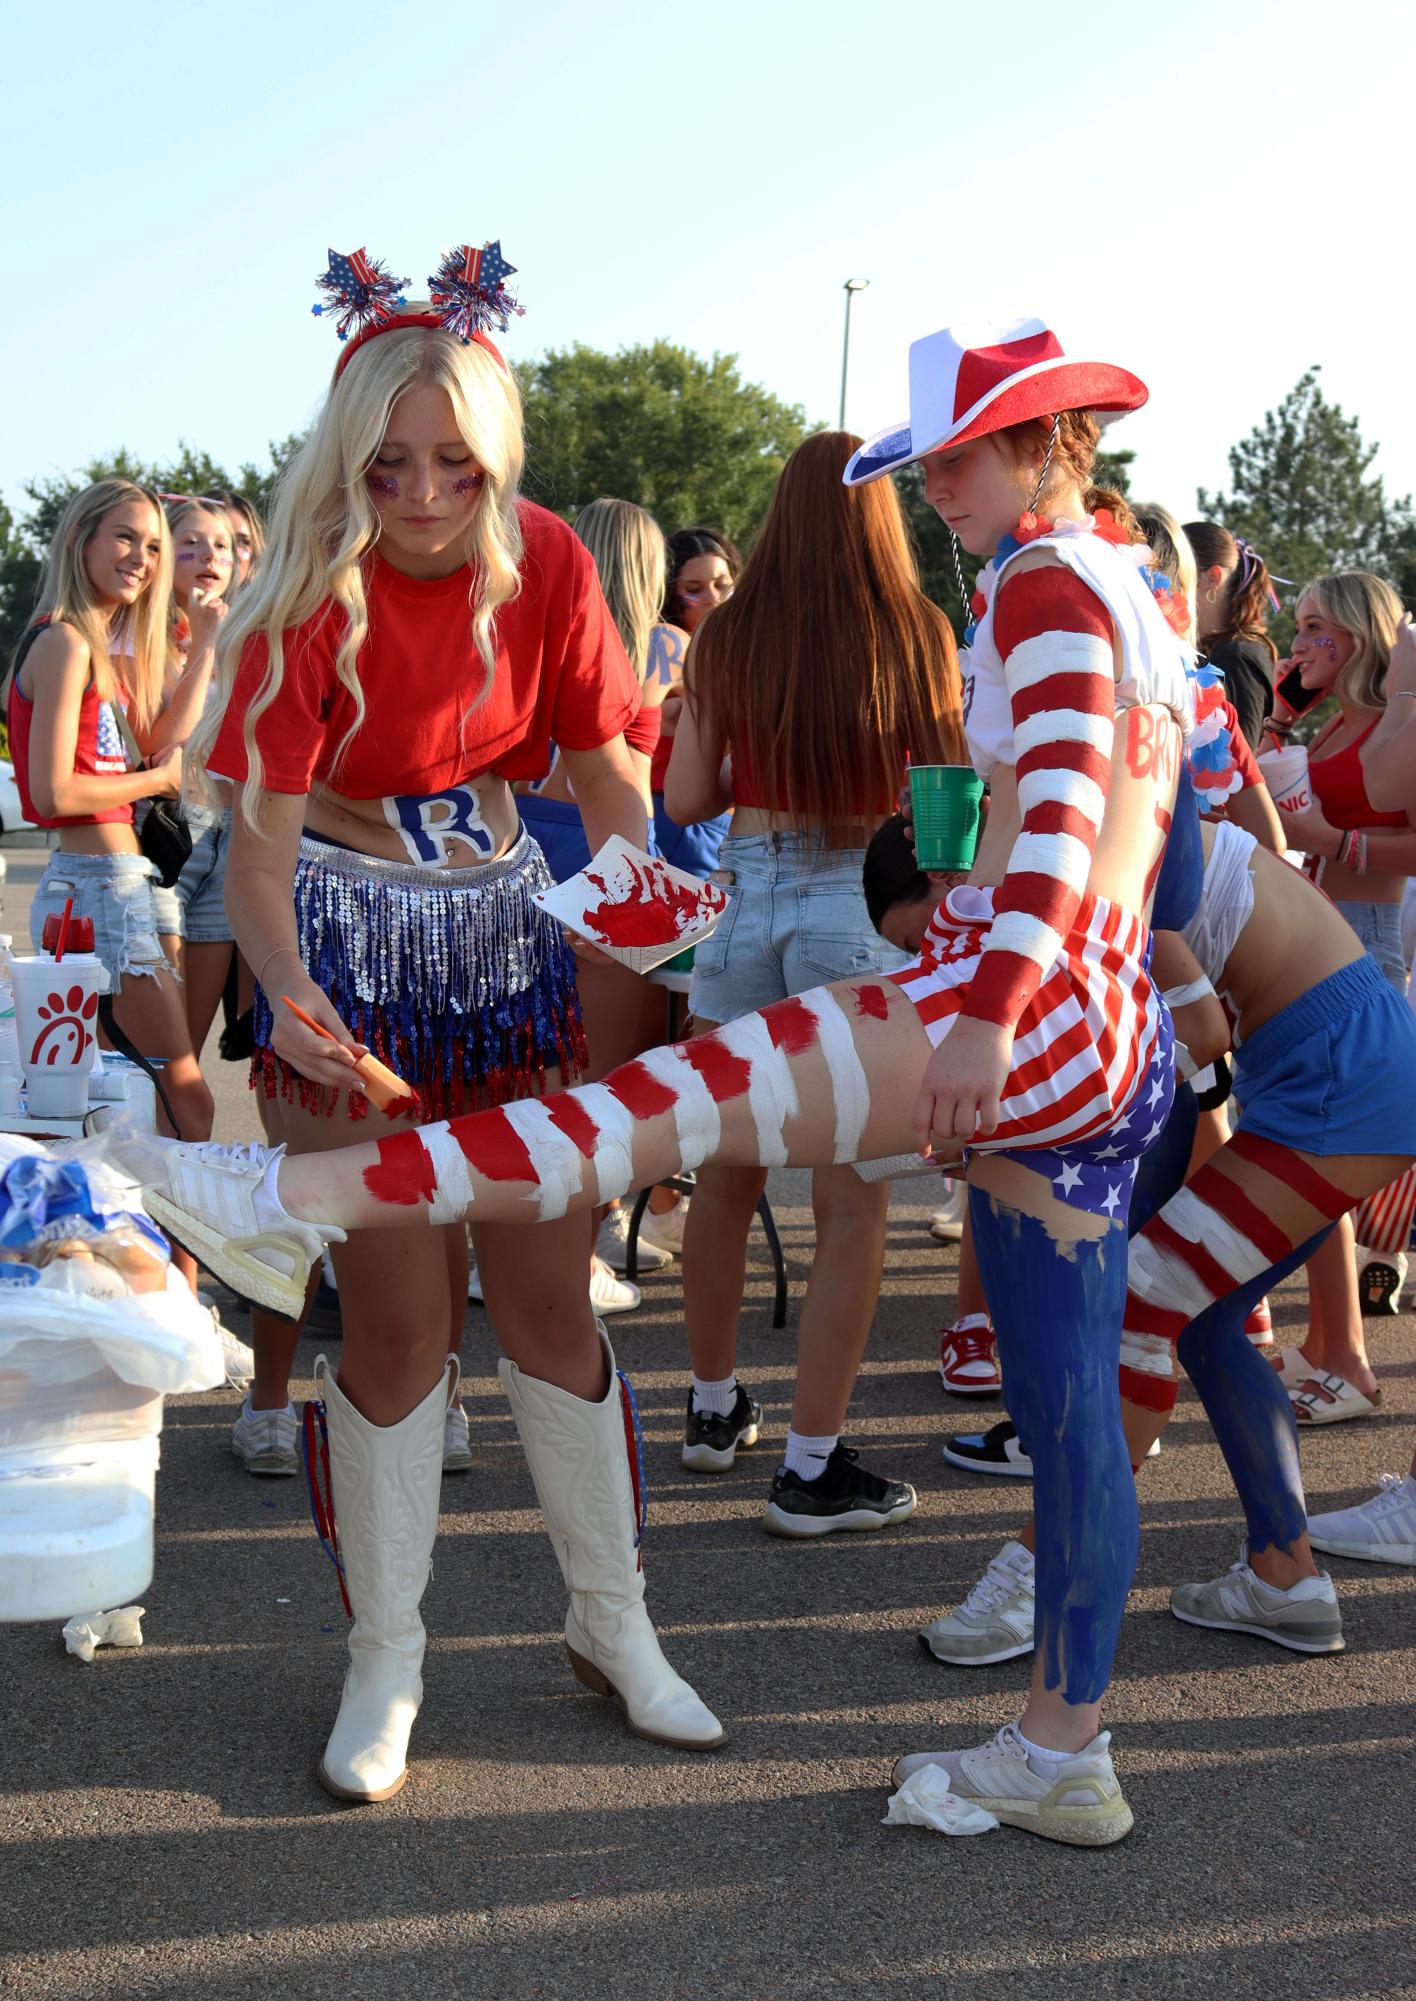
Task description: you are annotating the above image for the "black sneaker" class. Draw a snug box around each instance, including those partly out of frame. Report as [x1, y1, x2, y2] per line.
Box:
[682, 1385, 762, 1473]
[762, 1443, 916, 1537]
[942, 1420, 1034, 1478]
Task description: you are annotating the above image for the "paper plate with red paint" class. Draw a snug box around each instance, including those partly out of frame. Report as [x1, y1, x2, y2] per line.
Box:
[534, 836, 728, 974]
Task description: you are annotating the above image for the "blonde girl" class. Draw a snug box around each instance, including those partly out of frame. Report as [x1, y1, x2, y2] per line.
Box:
[188, 265, 723, 1802]
[5, 480, 215, 1159]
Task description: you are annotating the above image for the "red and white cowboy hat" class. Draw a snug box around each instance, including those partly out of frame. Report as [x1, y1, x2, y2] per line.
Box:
[842, 315, 1147, 487]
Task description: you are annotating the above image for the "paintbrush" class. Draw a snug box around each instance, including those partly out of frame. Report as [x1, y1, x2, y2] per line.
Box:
[280, 995, 420, 1113]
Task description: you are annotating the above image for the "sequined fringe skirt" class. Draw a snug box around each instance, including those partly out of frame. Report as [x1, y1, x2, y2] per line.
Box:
[252, 829, 586, 1120]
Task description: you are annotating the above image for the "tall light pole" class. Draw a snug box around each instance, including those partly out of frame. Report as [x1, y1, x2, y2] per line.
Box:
[839, 278, 869, 430]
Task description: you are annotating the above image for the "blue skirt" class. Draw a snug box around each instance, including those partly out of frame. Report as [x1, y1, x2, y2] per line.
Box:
[252, 828, 585, 1121]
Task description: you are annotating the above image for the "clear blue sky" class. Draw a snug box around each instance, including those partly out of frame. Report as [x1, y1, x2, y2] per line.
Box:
[5, 0, 1411, 531]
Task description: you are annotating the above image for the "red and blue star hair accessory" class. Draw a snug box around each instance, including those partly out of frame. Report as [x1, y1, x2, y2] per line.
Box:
[317, 238, 521, 380]
[313, 247, 410, 343]
[428, 241, 524, 343]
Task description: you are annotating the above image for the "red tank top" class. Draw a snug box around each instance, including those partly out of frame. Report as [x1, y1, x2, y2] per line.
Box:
[1307, 719, 1408, 830]
[6, 621, 134, 828]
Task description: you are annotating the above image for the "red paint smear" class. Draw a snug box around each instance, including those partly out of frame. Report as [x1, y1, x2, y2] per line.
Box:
[765, 996, 820, 1055]
[853, 984, 890, 1022]
[682, 1035, 753, 1104]
[607, 1060, 679, 1120]
[447, 1107, 541, 1185]
[582, 854, 724, 948]
[546, 1094, 601, 1159]
[363, 1130, 437, 1206]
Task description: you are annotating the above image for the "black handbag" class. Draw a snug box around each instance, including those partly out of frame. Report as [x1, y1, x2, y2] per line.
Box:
[112, 709, 193, 888]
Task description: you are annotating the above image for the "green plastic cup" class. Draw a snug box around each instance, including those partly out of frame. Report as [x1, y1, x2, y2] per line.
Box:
[909, 764, 985, 872]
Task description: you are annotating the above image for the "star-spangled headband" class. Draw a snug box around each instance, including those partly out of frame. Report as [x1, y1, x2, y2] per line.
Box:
[313, 241, 524, 378]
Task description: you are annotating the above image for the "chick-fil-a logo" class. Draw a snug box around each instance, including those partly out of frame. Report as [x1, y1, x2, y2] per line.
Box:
[28, 985, 99, 1068]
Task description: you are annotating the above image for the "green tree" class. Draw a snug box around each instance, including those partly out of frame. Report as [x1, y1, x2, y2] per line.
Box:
[1198, 367, 1416, 647]
[518, 341, 815, 547]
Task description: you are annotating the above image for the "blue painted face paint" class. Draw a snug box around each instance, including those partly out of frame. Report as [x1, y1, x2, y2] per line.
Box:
[968, 1185, 1138, 1706]
[368, 473, 398, 498]
[1176, 1226, 1329, 1556]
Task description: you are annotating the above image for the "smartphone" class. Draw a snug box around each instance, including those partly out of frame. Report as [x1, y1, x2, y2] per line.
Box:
[1275, 662, 1325, 718]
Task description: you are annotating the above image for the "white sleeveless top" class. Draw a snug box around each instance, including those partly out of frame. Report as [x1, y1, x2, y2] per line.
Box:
[961, 518, 1196, 781]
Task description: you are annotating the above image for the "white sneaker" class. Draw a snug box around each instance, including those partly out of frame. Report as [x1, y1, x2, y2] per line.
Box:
[920, 1540, 1035, 1664]
[589, 1257, 641, 1315]
[1307, 1473, 1416, 1565]
[141, 1139, 343, 1321]
[210, 1305, 255, 1390]
[928, 1181, 967, 1243]
[231, 1395, 300, 1476]
[443, 1401, 473, 1474]
[471, 1257, 642, 1315]
[891, 1722, 1133, 1847]
[1357, 1245, 1408, 1315]
[595, 1205, 670, 1273]
[637, 1196, 688, 1259]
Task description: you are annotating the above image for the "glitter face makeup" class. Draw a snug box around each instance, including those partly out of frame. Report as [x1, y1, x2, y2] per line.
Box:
[368, 473, 399, 498]
[450, 475, 483, 496]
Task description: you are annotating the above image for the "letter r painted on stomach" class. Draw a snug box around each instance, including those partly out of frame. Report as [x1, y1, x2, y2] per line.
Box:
[384, 785, 496, 865]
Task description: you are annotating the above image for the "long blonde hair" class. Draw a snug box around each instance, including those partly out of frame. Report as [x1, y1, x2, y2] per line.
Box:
[1300, 571, 1405, 713]
[16, 480, 172, 731]
[573, 498, 665, 679]
[197, 322, 526, 827]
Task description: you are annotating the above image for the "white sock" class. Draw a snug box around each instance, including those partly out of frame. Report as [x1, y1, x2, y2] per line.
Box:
[783, 1429, 838, 1481]
[691, 1373, 738, 1418]
[952, 1311, 990, 1333]
[1016, 1724, 1076, 1764]
[260, 1152, 293, 1225]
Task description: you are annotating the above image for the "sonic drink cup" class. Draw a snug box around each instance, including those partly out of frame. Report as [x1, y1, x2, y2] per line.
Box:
[1257, 745, 1311, 814]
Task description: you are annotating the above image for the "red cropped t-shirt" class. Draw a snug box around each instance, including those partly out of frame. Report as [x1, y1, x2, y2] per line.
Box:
[207, 502, 639, 795]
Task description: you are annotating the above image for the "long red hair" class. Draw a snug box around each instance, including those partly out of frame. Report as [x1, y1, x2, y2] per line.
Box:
[686, 431, 963, 837]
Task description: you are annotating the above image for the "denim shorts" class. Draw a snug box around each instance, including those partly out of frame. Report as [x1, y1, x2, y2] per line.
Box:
[30, 851, 168, 986]
[688, 830, 906, 1024]
[1333, 898, 1407, 994]
[145, 805, 232, 943]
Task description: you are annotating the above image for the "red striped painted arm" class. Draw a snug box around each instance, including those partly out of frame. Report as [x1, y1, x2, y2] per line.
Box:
[964, 565, 1116, 1030]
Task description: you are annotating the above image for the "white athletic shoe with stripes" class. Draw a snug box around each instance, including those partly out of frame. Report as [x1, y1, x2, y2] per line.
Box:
[891, 1723, 1134, 1847]
[1307, 1475, 1416, 1566]
[141, 1139, 342, 1321]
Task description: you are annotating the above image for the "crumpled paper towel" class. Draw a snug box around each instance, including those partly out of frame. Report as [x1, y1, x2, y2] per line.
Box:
[882, 1763, 1000, 1835]
[61, 1606, 146, 1663]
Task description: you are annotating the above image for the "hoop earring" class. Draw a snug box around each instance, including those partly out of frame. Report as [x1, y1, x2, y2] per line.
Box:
[1205, 587, 1220, 607]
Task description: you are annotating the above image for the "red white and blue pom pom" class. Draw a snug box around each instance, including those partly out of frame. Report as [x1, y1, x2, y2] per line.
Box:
[312, 247, 410, 343]
[428, 241, 524, 342]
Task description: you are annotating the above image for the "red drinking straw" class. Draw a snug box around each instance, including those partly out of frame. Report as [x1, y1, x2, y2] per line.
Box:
[53, 897, 74, 963]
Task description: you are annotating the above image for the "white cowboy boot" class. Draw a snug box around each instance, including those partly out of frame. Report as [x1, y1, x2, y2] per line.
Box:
[501, 1328, 725, 1750]
[316, 1355, 451, 1802]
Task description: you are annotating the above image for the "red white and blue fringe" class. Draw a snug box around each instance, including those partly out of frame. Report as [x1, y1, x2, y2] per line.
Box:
[252, 829, 586, 1120]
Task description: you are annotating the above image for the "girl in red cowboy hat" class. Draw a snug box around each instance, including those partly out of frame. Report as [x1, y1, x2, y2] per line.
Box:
[142, 314, 1301, 1845]
[183, 244, 725, 1804]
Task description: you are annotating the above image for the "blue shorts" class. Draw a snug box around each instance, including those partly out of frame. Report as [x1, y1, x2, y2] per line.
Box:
[149, 806, 233, 944]
[1235, 955, 1416, 1158]
[30, 851, 167, 986]
[688, 830, 905, 1025]
[514, 794, 593, 886]
[652, 795, 730, 878]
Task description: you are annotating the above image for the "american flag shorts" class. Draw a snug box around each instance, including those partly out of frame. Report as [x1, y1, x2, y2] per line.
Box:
[890, 886, 1172, 1215]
